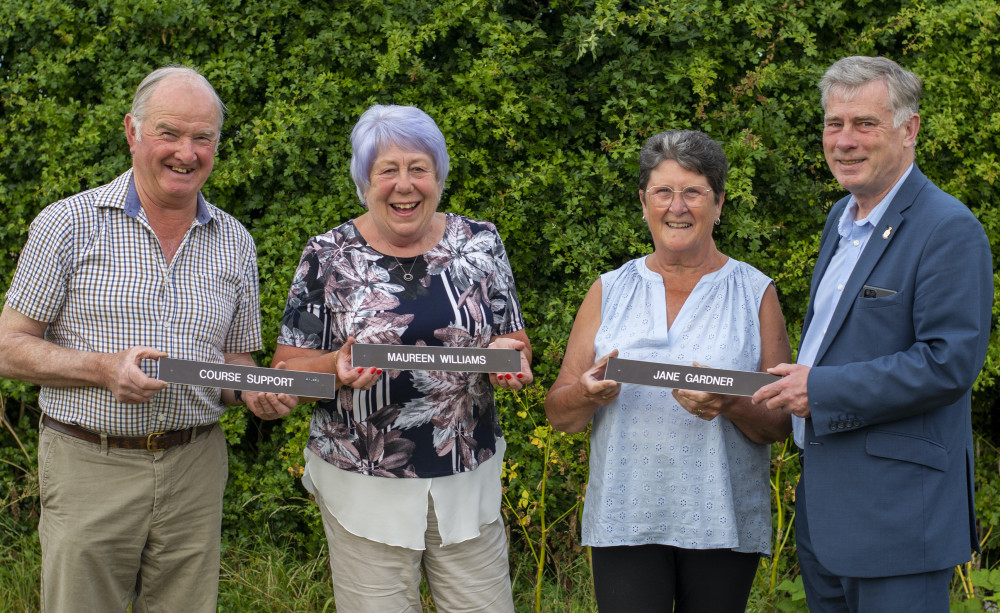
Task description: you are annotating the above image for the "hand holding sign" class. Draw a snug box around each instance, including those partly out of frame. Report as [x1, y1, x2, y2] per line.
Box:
[673, 362, 726, 420]
[108, 346, 168, 404]
[337, 337, 382, 391]
[488, 334, 534, 391]
[245, 360, 299, 420]
[581, 350, 621, 405]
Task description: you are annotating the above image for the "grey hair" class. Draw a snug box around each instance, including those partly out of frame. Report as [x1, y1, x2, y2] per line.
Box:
[349, 104, 450, 204]
[819, 56, 922, 128]
[130, 65, 227, 140]
[638, 130, 727, 198]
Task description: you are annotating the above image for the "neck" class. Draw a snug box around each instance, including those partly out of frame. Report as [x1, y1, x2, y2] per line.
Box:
[357, 212, 443, 257]
[647, 245, 725, 278]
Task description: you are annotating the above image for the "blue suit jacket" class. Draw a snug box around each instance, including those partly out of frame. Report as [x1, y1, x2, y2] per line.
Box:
[800, 166, 993, 577]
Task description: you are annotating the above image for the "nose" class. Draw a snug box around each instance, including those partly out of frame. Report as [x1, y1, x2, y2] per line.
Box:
[834, 125, 858, 150]
[394, 169, 413, 192]
[666, 192, 690, 213]
[175, 138, 197, 164]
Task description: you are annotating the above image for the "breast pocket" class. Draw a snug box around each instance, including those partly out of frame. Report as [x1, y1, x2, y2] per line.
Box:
[855, 288, 903, 309]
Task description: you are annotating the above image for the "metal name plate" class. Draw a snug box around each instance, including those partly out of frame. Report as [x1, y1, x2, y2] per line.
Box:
[605, 357, 779, 397]
[158, 358, 338, 398]
[351, 344, 520, 374]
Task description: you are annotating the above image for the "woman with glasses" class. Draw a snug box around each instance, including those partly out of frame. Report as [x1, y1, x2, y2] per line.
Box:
[545, 129, 791, 613]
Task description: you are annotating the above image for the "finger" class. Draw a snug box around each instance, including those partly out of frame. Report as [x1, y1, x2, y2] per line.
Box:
[263, 394, 292, 417]
[131, 346, 169, 361]
[766, 363, 795, 376]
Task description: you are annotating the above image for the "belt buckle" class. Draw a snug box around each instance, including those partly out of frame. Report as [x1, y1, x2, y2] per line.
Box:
[146, 431, 167, 452]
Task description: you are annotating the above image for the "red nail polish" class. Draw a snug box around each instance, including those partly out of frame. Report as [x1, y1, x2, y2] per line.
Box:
[357, 368, 364, 374]
[516, 373, 523, 379]
[505, 374, 512, 380]
[370, 367, 377, 374]
[376, 369, 383, 375]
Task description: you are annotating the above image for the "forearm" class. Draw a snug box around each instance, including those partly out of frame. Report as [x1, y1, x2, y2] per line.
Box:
[544, 382, 600, 434]
[722, 395, 792, 444]
[0, 331, 111, 390]
[276, 351, 338, 375]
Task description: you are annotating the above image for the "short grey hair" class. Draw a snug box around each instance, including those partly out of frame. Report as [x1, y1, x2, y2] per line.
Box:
[819, 56, 922, 128]
[130, 65, 227, 139]
[638, 130, 727, 198]
[349, 104, 450, 204]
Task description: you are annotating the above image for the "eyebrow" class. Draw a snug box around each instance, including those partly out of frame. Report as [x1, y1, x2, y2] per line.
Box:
[154, 122, 218, 139]
[824, 114, 882, 124]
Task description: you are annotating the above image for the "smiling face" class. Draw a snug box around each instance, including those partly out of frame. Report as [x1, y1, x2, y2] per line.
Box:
[363, 143, 442, 250]
[125, 76, 220, 212]
[640, 159, 722, 260]
[823, 79, 919, 214]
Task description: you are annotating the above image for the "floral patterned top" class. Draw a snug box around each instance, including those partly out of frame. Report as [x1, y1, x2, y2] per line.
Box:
[278, 213, 525, 479]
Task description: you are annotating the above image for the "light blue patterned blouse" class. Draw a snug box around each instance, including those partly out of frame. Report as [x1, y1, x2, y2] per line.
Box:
[581, 256, 773, 554]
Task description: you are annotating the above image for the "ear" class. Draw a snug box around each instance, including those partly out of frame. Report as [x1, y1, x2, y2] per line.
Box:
[902, 113, 920, 148]
[639, 189, 648, 219]
[124, 114, 138, 153]
[715, 190, 725, 220]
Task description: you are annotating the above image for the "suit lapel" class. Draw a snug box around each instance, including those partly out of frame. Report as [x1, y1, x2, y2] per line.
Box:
[812, 167, 928, 364]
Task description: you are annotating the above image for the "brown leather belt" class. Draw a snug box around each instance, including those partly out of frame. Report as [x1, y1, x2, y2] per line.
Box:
[42, 415, 215, 452]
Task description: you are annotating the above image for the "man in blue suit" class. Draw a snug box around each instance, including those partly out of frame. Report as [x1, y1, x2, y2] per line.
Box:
[753, 56, 993, 612]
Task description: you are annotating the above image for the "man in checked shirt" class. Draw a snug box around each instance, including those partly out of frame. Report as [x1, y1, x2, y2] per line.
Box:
[0, 66, 295, 612]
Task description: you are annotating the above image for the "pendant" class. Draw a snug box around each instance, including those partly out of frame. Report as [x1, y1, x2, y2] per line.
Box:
[403, 273, 414, 282]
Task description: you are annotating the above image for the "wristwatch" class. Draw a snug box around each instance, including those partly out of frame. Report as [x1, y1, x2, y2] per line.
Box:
[233, 389, 244, 405]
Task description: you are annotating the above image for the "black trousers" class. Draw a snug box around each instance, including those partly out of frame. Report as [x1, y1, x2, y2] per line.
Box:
[591, 544, 760, 613]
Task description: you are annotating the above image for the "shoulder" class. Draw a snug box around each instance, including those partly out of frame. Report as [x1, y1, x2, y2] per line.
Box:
[447, 212, 498, 235]
[726, 258, 772, 287]
[901, 175, 986, 246]
[445, 213, 504, 248]
[29, 172, 131, 239]
[310, 219, 361, 249]
[203, 201, 257, 252]
[601, 257, 643, 285]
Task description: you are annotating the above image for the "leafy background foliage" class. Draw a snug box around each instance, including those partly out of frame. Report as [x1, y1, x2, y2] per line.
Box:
[2, 0, 999, 609]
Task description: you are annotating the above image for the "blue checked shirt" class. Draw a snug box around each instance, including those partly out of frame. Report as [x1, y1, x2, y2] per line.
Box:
[5, 170, 262, 435]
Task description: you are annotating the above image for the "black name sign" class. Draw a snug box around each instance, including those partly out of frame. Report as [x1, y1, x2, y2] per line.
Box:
[352, 344, 519, 374]
[605, 357, 778, 397]
[158, 358, 338, 398]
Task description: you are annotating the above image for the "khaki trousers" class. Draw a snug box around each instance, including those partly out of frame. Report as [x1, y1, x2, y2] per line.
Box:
[315, 490, 516, 613]
[38, 421, 227, 613]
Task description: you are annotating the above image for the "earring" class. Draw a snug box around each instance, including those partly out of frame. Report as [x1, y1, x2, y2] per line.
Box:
[714, 218, 720, 226]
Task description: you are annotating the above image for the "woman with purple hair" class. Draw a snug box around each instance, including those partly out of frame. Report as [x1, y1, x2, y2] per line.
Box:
[273, 104, 531, 613]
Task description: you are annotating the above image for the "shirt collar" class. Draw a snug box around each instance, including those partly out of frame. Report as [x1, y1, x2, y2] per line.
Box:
[836, 163, 913, 239]
[124, 175, 214, 225]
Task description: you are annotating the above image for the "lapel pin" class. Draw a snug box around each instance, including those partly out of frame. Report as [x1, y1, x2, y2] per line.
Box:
[882, 226, 892, 239]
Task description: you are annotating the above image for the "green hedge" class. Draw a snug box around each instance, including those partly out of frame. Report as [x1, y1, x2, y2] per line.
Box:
[2, 0, 999, 604]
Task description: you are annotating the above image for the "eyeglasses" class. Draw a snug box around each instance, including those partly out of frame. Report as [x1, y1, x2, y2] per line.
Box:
[644, 185, 713, 208]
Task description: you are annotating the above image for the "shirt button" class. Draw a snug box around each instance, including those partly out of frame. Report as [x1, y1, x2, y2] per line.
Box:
[158, 414, 166, 422]
[837, 283, 844, 291]
[853, 239, 860, 247]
